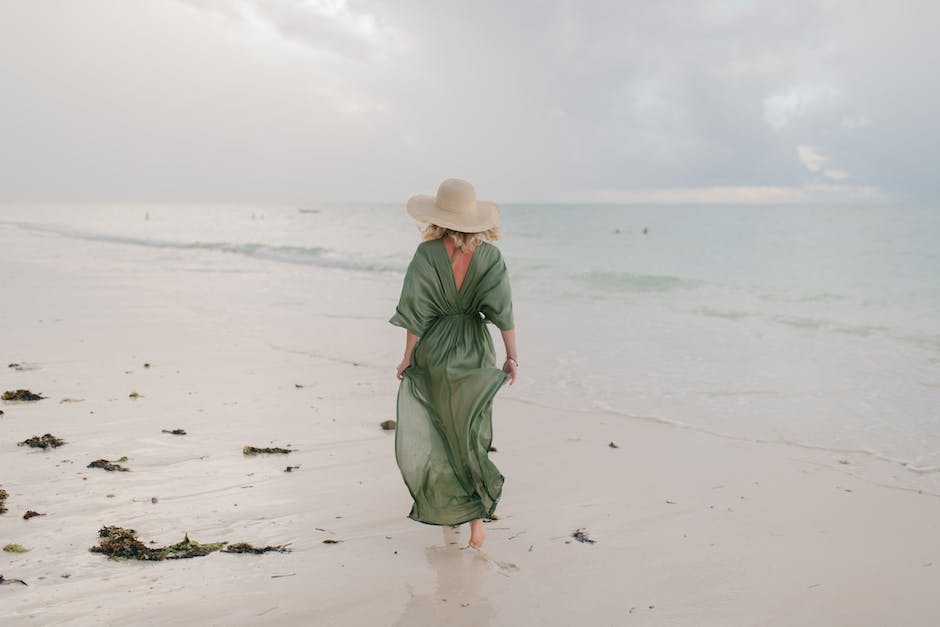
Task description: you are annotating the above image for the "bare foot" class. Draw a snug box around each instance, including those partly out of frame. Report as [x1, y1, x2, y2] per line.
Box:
[468, 519, 487, 549]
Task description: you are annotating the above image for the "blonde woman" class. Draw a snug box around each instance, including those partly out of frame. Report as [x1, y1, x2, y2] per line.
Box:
[390, 178, 518, 550]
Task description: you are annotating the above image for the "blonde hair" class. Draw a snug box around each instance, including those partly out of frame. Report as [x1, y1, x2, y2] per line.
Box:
[422, 224, 501, 253]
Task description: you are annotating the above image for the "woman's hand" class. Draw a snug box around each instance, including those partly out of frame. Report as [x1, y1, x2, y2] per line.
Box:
[502, 358, 518, 385]
[396, 357, 411, 380]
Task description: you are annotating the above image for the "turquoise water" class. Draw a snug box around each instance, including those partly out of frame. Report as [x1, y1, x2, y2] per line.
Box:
[3, 203, 939, 487]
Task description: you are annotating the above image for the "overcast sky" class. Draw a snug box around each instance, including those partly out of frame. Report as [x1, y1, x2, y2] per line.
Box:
[0, 1, 936, 204]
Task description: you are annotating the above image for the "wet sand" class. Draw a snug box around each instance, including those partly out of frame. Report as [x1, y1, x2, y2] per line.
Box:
[1, 222, 939, 626]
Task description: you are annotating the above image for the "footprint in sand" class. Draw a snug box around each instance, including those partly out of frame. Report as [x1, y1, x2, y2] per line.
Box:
[464, 547, 520, 575]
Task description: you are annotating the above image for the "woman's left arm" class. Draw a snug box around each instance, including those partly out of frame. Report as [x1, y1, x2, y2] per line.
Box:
[500, 328, 518, 385]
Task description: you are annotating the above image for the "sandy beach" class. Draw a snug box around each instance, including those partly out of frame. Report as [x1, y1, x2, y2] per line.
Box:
[2, 219, 940, 627]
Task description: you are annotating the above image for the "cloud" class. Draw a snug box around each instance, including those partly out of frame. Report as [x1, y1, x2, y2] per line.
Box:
[763, 83, 840, 130]
[177, 0, 393, 61]
[574, 184, 885, 205]
[797, 145, 850, 181]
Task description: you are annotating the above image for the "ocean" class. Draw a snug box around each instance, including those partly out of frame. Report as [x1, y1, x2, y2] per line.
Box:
[2, 203, 939, 491]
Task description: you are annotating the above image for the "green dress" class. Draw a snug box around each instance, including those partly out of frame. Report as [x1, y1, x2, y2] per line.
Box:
[390, 238, 514, 525]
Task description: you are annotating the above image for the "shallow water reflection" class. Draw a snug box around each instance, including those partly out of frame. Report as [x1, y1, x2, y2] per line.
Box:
[391, 526, 494, 627]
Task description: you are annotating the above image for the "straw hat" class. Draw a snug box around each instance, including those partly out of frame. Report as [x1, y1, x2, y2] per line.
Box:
[406, 179, 500, 232]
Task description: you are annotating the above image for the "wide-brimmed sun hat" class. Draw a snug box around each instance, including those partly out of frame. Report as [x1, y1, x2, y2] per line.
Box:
[406, 178, 500, 233]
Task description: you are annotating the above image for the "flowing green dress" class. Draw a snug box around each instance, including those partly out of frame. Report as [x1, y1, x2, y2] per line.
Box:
[390, 238, 514, 525]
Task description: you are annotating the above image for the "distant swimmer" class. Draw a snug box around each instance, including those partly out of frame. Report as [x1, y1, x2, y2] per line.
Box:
[643, 227, 648, 234]
[614, 228, 622, 234]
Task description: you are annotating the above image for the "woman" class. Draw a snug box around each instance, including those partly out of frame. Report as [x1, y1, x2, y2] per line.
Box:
[390, 178, 518, 550]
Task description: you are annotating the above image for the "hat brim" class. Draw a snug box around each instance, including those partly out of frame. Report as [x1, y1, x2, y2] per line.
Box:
[406, 195, 500, 233]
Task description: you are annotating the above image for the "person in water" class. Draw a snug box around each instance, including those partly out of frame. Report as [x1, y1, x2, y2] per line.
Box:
[390, 178, 518, 550]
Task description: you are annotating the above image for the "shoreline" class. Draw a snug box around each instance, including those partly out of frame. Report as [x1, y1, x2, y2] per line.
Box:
[511, 395, 940, 499]
[3, 210, 939, 489]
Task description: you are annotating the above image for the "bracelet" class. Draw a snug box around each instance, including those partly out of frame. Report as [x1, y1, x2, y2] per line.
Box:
[505, 357, 519, 367]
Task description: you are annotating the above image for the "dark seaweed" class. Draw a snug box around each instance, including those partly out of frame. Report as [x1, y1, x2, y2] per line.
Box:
[87, 459, 129, 472]
[18, 434, 66, 449]
[2, 389, 44, 401]
[222, 542, 291, 554]
[90, 526, 289, 561]
[572, 528, 596, 544]
[90, 526, 225, 560]
[161, 533, 226, 559]
[0, 575, 28, 586]
[243, 445, 292, 455]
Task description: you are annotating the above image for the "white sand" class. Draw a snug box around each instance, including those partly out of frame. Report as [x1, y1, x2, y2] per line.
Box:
[1, 222, 939, 626]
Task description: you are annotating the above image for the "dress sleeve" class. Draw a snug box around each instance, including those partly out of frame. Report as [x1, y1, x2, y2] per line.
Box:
[389, 247, 435, 336]
[478, 250, 515, 331]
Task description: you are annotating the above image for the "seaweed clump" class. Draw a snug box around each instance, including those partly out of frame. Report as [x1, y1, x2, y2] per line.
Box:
[572, 528, 596, 544]
[3, 544, 28, 553]
[90, 526, 162, 560]
[0, 489, 8, 514]
[222, 542, 291, 554]
[88, 459, 129, 472]
[243, 445, 292, 456]
[18, 434, 66, 449]
[90, 527, 289, 561]
[2, 389, 44, 401]
[90, 526, 226, 561]
[161, 428, 186, 435]
[23, 510, 44, 520]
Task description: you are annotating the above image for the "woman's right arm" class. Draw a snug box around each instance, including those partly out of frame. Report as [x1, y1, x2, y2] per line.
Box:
[396, 329, 419, 380]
